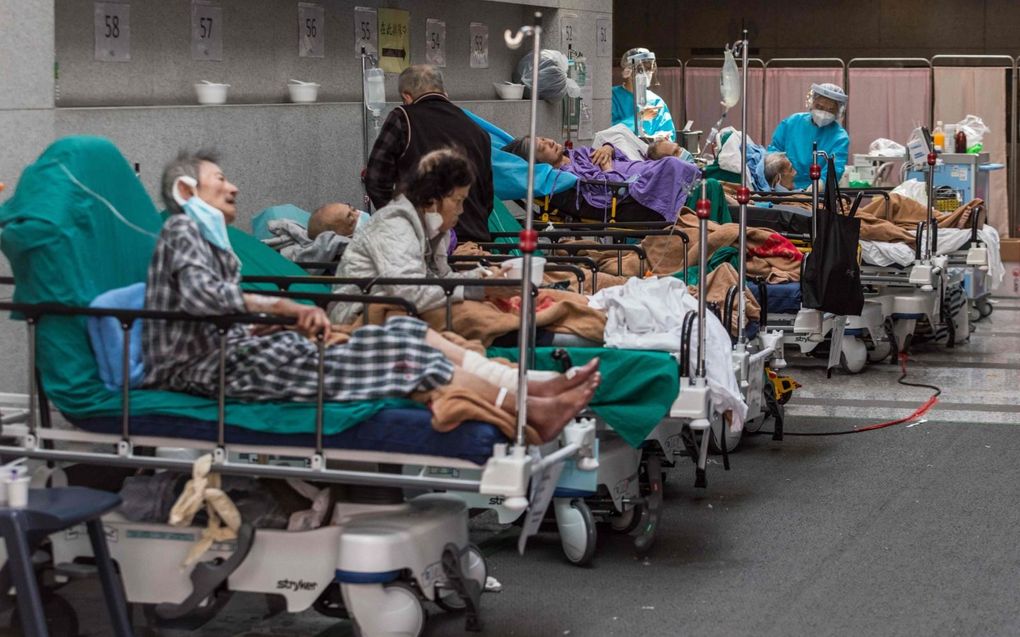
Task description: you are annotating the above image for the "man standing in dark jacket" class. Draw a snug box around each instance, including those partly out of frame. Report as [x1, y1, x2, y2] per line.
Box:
[364, 64, 494, 242]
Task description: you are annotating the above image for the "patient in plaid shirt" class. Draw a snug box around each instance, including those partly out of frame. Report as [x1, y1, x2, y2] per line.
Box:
[142, 150, 600, 442]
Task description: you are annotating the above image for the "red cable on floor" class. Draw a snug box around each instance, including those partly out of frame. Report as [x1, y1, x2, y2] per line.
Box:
[766, 351, 941, 437]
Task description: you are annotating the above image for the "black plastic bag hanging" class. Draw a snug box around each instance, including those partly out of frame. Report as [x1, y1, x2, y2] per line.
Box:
[800, 157, 865, 316]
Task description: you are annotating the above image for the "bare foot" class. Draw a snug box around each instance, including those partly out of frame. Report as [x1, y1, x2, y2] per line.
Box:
[526, 374, 601, 442]
[528, 358, 600, 397]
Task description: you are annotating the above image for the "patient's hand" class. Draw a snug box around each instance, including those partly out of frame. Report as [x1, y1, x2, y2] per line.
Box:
[591, 144, 614, 171]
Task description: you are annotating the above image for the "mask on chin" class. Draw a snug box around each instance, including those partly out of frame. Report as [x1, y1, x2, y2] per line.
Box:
[172, 176, 232, 252]
[811, 109, 837, 127]
[424, 211, 445, 239]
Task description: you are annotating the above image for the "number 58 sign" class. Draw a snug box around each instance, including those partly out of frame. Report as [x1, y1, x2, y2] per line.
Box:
[298, 2, 325, 58]
[94, 2, 130, 62]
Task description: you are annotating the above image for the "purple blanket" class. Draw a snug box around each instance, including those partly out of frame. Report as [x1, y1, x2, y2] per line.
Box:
[562, 146, 700, 222]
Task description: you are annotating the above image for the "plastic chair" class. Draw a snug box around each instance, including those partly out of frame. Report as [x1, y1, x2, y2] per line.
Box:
[0, 487, 133, 637]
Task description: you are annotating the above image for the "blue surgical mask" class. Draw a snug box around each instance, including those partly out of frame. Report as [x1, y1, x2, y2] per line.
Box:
[353, 210, 372, 235]
[172, 175, 232, 252]
[182, 195, 232, 252]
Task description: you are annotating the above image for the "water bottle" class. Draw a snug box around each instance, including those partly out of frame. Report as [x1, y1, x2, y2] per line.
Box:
[364, 67, 386, 114]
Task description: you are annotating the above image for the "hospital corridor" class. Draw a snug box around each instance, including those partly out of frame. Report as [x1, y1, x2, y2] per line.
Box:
[0, 1, 1018, 636]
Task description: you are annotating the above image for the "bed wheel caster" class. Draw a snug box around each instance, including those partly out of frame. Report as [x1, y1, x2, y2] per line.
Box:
[634, 454, 662, 555]
[439, 543, 484, 632]
[554, 498, 597, 567]
[695, 468, 707, 489]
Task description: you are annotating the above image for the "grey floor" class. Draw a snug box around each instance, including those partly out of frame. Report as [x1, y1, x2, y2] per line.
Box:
[15, 298, 1020, 637]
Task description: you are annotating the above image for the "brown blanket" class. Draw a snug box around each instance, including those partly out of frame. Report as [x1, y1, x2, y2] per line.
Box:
[365, 289, 606, 347]
[856, 195, 981, 245]
[555, 210, 803, 284]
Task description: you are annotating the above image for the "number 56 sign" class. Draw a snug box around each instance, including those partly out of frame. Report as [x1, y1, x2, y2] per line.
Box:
[298, 2, 325, 58]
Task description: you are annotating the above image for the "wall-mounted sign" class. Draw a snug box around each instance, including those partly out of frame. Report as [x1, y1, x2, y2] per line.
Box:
[94, 2, 130, 62]
[560, 13, 577, 51]
[596, 17, 610, 58]
[298, 2, 324, 58]
[425, 18, 446, 68]
[353, 6, 378, 58]
[469, 22, 488, 69]
[191, 0, 222, 61]
[378, 8, 410, 73]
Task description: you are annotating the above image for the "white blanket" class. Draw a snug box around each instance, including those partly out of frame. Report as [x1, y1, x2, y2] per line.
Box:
[860, 226, 1004, 290]
[588, 277, 748, 426]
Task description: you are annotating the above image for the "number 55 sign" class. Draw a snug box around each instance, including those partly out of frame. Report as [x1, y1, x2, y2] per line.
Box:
[94, 2, 130, 62]
[298, 2, 325, 58]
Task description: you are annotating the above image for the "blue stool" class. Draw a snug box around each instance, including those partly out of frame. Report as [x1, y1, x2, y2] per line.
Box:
[0, 487, 133, 637]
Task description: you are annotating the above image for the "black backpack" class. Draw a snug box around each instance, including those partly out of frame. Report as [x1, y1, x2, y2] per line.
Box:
[800, 157, 865, 316]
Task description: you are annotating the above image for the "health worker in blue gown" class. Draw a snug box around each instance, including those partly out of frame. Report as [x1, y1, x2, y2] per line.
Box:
[611, 48, 676, 141]
[768, 83, 849, 190]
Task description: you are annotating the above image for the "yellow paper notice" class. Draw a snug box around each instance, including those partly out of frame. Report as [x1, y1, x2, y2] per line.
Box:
[378, 8, 410, 73]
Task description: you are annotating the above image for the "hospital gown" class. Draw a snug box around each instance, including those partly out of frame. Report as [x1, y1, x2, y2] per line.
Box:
[768, 112, 849, 190]
[143, 214, 454, 402]
[611, 85, 676, 140]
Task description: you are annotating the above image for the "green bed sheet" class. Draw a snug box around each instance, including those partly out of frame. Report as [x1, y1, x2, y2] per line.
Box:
[487, 347, 678, 448]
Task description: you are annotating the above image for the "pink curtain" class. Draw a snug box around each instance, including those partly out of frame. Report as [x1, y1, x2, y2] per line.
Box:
[763, 68, 843, 145]
[653, 66, 683, 125]
[934, 67, 1010, 235]
[846, 68, 931, 157]
[683, 66, 764, 143]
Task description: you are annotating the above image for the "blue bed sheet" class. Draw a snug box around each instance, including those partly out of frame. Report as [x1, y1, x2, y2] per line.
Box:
[71, 408, 506, 466]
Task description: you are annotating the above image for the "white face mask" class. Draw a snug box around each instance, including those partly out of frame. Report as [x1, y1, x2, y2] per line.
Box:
[424, 211, 445, 239]
[811, 109, 836, 127]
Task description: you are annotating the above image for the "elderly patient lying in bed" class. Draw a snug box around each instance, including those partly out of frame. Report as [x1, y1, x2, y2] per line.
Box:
[501, 135, 701, 224]
[144, 149, 600, 443]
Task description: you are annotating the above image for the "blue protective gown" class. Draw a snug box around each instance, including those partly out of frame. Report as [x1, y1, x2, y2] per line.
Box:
[611, 85, 676, 140]
[767, 112, 849, 190]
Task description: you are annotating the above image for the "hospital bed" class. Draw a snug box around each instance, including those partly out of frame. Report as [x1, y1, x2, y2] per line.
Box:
[243, 268, 722, 566]
[0, 136, 599, 637]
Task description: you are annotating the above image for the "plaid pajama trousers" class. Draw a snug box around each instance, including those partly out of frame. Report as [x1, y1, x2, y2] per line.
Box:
[211, 316, 453, 402]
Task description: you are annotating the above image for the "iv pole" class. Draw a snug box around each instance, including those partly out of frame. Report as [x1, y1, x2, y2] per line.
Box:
[504, 12, 542, 447]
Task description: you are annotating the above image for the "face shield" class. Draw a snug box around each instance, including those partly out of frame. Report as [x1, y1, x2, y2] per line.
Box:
[804, 82, 847, 120]
[621, 48, 657, 80]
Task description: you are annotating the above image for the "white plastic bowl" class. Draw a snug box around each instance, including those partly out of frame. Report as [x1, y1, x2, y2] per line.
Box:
[493, 82, 525, 100]
[503, 256, 546, 286]
[288, 80, 320, 103]
[194, 81, 229, 105]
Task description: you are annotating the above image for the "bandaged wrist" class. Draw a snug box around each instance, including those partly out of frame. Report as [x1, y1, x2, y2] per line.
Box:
[462, 350, 519, 390]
